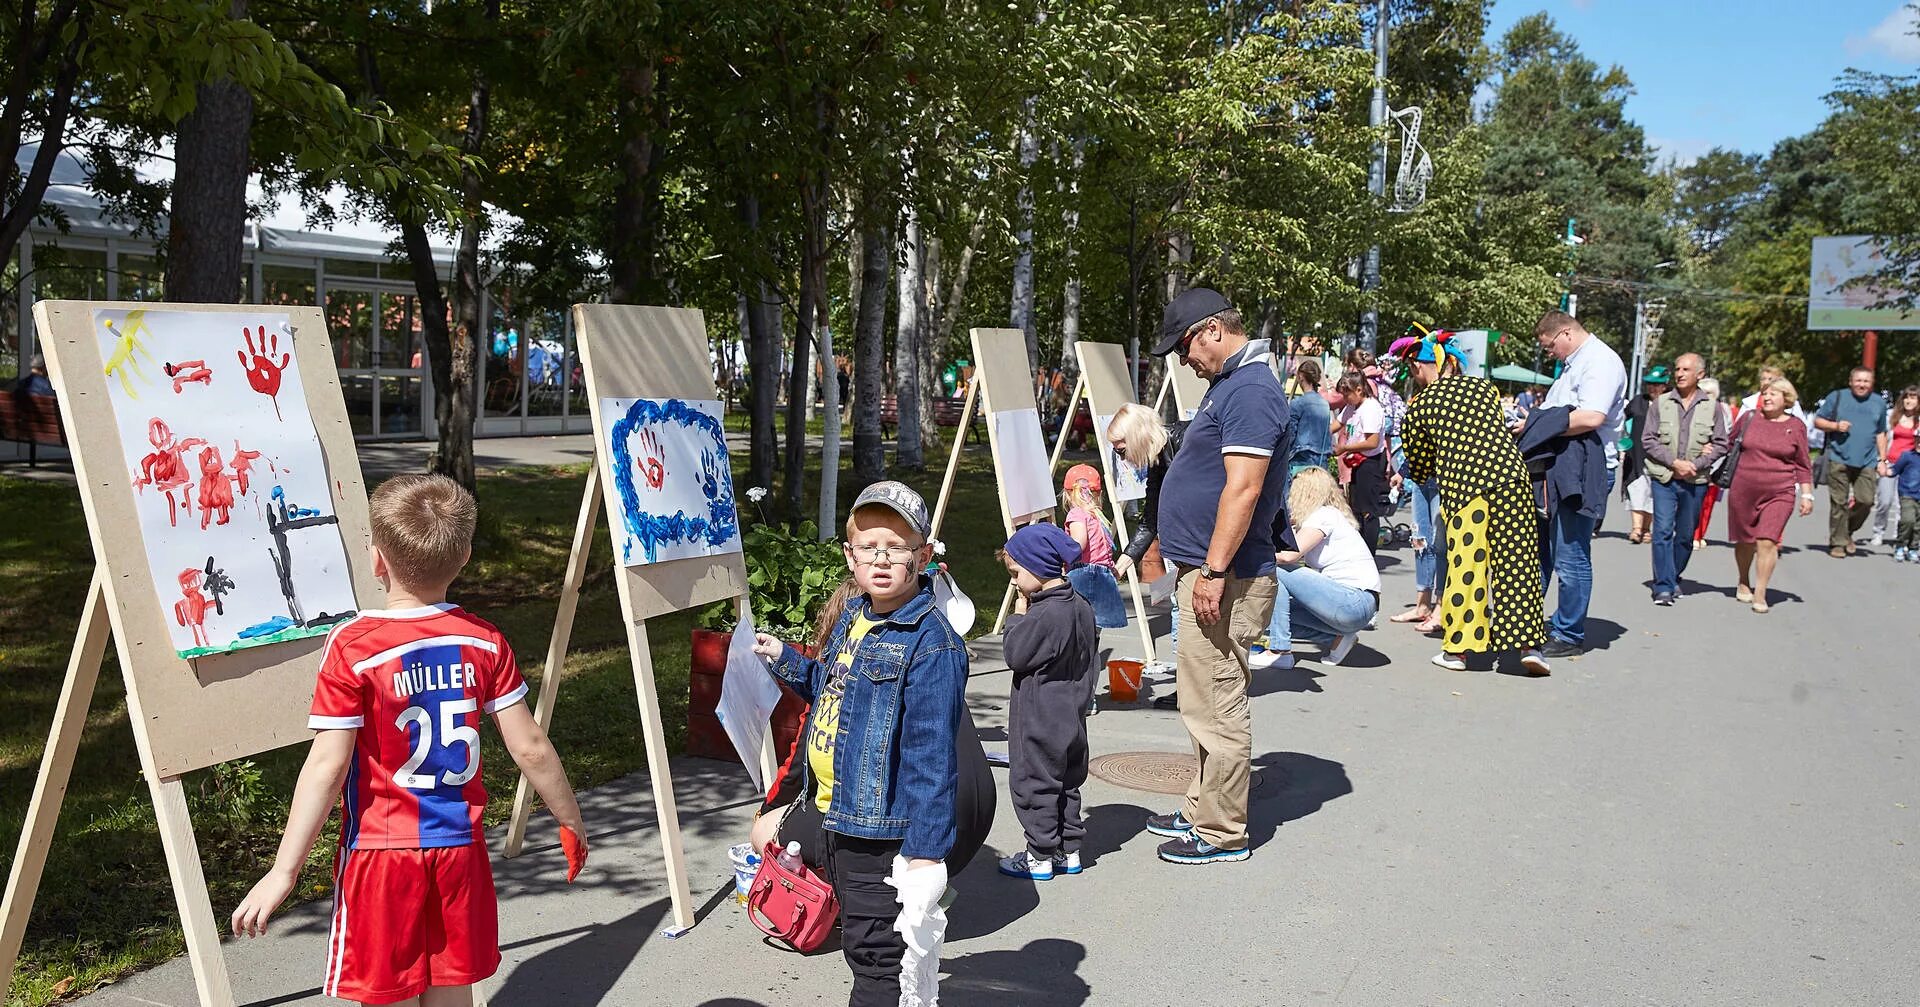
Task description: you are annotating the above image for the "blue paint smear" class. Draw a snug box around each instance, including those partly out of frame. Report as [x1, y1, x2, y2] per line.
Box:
[608, 398, 739, 564]
[239, 616, 297, 638]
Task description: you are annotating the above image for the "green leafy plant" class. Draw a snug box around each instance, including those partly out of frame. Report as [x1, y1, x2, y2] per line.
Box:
[699, 521, 847, 642]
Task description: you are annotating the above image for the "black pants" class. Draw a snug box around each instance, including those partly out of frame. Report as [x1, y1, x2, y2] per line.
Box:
[1348, 451, 1390, 553]
[1008, 670, 1090, 858]
[775, 792, 907, 1007]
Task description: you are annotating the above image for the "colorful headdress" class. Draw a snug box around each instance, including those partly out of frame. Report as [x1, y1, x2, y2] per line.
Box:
[1387, 322, 1468, 367]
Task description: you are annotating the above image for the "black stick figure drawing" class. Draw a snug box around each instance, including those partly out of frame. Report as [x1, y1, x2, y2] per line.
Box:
[266, 484, 351, 629]
[202, 556, 234, 616]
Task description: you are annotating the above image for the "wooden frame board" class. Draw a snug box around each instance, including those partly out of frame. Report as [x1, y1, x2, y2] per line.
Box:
[4, 300, 383, 1007]
[1154, 363, 1209, 422]
[501, 304, 748, 938]
[1058, 342, 1157, 661]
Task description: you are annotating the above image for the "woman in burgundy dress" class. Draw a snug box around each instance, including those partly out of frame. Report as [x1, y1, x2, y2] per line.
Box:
[1727, 379, 1814, 613]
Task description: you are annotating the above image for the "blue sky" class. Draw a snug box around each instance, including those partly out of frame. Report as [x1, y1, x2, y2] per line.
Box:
[1485, 0, 1920, 163]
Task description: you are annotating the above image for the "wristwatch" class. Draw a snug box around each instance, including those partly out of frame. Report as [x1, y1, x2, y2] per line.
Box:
[1198, 564, 1227, 581]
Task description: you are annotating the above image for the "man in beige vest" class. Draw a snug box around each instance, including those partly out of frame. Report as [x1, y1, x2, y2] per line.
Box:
[1642, 353, 1729, 605]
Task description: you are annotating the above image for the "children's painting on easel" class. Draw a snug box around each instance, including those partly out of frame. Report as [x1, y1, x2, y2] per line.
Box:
[1091, 412, 1149, 502]
[599, 396, 742, 566]
[92, 307, 358, 658]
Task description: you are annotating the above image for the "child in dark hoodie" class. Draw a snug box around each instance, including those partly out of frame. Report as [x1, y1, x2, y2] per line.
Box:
[997, 523, 1100, 881]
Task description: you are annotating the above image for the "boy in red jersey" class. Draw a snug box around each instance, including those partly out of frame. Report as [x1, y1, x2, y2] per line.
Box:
[232, 474, 587, 1007]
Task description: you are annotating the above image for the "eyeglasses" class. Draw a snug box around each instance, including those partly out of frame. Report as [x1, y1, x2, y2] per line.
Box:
[1175, 317, 1214, 362]
[846, 543, 919, 566]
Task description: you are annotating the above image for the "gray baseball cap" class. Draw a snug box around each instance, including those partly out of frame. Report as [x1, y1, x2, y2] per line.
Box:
[850, 480, 932, 539]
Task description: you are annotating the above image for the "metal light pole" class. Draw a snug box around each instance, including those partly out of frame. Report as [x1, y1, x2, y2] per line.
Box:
[1358, 0, 1387, 354]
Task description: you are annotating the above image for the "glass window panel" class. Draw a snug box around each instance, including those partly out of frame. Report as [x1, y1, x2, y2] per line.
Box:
[381, 376, 421, 435]
[260, 263, 317, 307]
[325, 257, 379, 279]
[377, 291, 423, 369]
[31, 244, 108, 301]
[341, 374, 374, 436]
[325, 289, 374, 369]
[565, 320, 586, 417]
[119, 252, 164, 301]
[2, 249, 19, 382]
[483, 304, 522, 418]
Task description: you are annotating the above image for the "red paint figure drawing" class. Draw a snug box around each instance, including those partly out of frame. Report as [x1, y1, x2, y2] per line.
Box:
[637, 427, 667, 490]
[163, 359, 213, 393]
[175, 567, 211, 649]
[230, 443, 263, 495]
[237, 325, 290, 419]
[196, 446, 235, 528]
[134, 418, 206, 527]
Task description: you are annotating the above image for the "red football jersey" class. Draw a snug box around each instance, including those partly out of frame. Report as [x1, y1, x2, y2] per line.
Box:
[308, 604, 528, 850]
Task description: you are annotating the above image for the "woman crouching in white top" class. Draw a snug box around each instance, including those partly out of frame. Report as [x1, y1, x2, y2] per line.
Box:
[1249, 467, 1383, 669]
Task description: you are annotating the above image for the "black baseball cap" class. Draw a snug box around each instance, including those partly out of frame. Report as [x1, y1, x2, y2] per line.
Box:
[1153, 287, 1233, 357]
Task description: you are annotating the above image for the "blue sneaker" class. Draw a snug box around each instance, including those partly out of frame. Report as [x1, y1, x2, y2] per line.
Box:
[1053, 851, 1084, 875]
[1145, 810, 1195, 838]
[998, 851, 1054, 881]
[1897, 547, 1910, 562]
[1157, 835, 1250, 865]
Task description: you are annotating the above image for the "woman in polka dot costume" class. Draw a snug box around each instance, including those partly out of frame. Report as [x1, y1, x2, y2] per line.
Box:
[1399, 335, 1552, 676]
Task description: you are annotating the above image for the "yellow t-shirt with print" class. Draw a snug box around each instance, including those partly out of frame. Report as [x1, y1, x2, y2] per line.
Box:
[810, 611, 881, 813]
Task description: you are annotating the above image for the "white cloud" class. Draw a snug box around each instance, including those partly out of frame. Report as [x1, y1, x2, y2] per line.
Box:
[1847, 4, 1920, 62]
[1647, 136, 1716, 168]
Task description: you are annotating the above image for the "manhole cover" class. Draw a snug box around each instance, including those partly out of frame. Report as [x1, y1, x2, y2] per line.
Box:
[1088, 751, 1197, 794]
[1088, 752, 1273, 795]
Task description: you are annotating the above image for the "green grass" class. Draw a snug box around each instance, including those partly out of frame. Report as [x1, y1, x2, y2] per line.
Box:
[0, 431, 1019, 1006]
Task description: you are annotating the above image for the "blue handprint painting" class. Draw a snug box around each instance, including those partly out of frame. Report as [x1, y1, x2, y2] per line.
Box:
[601, 397, 742, 566]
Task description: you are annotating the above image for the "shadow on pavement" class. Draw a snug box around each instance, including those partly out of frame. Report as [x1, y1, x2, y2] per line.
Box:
[942, 938, 1092, 1006]
[1248, 751, 1352, 851]
[1579, 617, 1627, 651]
[947, 848, 1042, 942]
[494, 899, 668, 1004]
[1251, 664, 1327, 695]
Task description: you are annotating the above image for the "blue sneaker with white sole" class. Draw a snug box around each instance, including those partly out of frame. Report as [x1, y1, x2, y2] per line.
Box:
[998, 851, 1054, 881]
[1145, 810, 1195, 838]
[1053, 851, 1084, 875]
[1157, 835, 1250, 865]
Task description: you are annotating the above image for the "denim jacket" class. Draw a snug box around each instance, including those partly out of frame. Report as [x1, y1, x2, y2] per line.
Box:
[769, 581, 968, 860]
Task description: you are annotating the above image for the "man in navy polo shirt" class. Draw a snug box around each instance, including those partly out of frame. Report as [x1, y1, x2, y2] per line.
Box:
[1142, 288, 1290, 866]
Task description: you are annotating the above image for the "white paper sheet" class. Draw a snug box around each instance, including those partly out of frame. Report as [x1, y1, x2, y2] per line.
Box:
[93, 308, 359, 658]
[932, 569, 976, 635]
[598, 397, 744, 567]
[716, 610, 783, 793]
[1092, 411, 1149, 502]
[990, 407, 1055, 521]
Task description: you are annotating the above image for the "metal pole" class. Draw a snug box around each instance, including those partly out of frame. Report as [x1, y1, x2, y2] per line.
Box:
[1629, 296, 1646, 398]
[1358, 0, 1387, 354]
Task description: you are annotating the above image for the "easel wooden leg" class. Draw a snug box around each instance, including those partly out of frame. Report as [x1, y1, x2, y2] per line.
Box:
[624, 623, 696, 935]
[146, 775, 236, 1007]
[1153, 373, 1171, 413]
[929, 376, 981, 542]
[506, 469, 602, 858]
[1107, 504, 1159, 663]
[0, 569, 110, 990]
[991, 581, 1018, 635]
[1046, 377, 1086, 476]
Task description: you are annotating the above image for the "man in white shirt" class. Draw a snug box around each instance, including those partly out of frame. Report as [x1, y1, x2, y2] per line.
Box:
[1534, 310, 1628, 658]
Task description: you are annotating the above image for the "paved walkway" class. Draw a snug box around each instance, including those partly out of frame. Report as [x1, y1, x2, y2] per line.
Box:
[69, 500, 1918, 1005]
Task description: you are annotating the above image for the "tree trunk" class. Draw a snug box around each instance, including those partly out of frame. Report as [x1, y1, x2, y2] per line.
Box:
[1010, 108, 1039, 370]
[609, 56, 665, 304]
[0, 1, 86, 270]
[917, 229, 941, 447]
[893, 196, 924, 469]
[853, 218, 890, 483]
[741, 193, 782, 494]
[430, 0, 496, 492]
[165, 0, 253, 303]
[805, 175, 839, 534]
[784, 263, 812, 520]
[1059, 138, 1084, 380]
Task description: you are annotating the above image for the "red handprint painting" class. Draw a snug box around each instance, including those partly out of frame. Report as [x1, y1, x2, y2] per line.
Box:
[637, 427, 668, 489]
[238, 325, 290, 419]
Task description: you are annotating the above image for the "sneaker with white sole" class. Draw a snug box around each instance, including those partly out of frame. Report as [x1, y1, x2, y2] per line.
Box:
[1054, 851, 1084, 875]
[1519, 649, 1552, 676]
[998, 851, 1054, 881]
[1326, 634, 1358, 665]
[1247, 648, 1295, 670]
[1157, 835, 1250, 865]
[1145, 810, 1195, 838]
[1430, 652, 1467, 671]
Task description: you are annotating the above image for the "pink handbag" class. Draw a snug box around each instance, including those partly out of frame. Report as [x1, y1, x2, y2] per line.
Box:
[745, 842, 839, 952]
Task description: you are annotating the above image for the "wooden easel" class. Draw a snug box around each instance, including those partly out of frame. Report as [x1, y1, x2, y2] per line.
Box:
[1040, 343, 1157, 662]
[3, 302, 384, 1007]
[1153, 362, 1209, 421]
[499, 304, 755, 939]
[927, 328, 1055, 634]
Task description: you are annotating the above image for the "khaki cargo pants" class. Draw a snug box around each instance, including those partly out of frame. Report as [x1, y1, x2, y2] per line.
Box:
[1174, 566, 1278, 850]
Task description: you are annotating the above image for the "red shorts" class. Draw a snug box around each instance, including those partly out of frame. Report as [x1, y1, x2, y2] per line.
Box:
[325, 844, 500, 1005]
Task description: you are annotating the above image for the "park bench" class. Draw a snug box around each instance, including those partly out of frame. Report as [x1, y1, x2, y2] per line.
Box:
[0, 392, 65, 466]
[879, 394, 981, 444]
